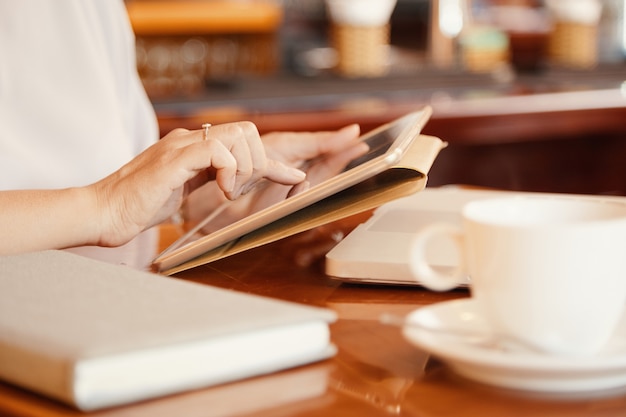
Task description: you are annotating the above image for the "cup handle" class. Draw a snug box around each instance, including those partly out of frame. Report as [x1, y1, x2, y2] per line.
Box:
[409, 223, 465, 291]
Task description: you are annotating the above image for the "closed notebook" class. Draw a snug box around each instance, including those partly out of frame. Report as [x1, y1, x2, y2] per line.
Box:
[0, 250, 336, 411]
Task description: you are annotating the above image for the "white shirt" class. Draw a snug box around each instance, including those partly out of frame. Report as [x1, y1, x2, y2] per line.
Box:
[0, 0, 158, 190]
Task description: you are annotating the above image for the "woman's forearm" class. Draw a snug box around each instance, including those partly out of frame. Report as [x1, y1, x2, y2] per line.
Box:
[0, 187, 100, 254]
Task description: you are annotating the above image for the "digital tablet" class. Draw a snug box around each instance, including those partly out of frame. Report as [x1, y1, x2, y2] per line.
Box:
[154, 106, 432, 271]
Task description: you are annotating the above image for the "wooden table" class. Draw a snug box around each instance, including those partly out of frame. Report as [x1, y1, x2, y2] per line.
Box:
[2, 213, 626, 416]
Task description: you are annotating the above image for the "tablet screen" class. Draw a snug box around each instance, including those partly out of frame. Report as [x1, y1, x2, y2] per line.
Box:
[342, 117, 408, 171]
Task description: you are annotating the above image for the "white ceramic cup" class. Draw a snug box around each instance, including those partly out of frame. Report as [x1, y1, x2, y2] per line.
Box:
[410, 195, 626, 356]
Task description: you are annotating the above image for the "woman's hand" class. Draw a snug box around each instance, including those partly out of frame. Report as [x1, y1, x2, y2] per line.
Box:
[183, 124, 369, 232]
[263, 124, 366, 182]
[249, 124, 369, 203]
[91, 122, 306, 247]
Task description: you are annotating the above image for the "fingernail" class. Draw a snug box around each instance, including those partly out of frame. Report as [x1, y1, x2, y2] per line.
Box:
[341, 124, 360, 134]
[289, 167, 306, 180]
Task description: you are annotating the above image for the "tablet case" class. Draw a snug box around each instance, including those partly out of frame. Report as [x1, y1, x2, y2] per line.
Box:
[157, 133, 445, 275]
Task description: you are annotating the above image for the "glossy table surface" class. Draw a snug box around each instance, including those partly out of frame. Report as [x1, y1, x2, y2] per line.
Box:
[3, 209, 626, 417]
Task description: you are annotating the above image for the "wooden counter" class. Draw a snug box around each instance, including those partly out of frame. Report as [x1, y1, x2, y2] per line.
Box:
[152, 67, 626, 195]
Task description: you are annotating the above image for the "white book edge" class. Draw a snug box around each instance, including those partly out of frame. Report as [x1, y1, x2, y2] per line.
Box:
[72, 321, 334, 411]
[1, 318, 335, 412]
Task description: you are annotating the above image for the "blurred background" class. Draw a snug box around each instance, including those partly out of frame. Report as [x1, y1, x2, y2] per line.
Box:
[125, 0, 626, 195]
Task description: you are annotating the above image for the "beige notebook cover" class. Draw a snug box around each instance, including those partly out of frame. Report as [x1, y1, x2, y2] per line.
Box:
[0, 250, 336, 411]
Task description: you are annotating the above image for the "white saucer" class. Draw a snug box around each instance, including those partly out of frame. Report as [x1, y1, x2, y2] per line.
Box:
[403, 298, 626, 393]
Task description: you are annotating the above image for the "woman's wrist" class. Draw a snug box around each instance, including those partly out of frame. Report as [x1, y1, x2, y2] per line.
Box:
[68, 185, 104, 248]
[83, 181, 118, 248]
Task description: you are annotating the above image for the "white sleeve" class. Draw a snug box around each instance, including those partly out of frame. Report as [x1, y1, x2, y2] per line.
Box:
[0, 0, 158, 190]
